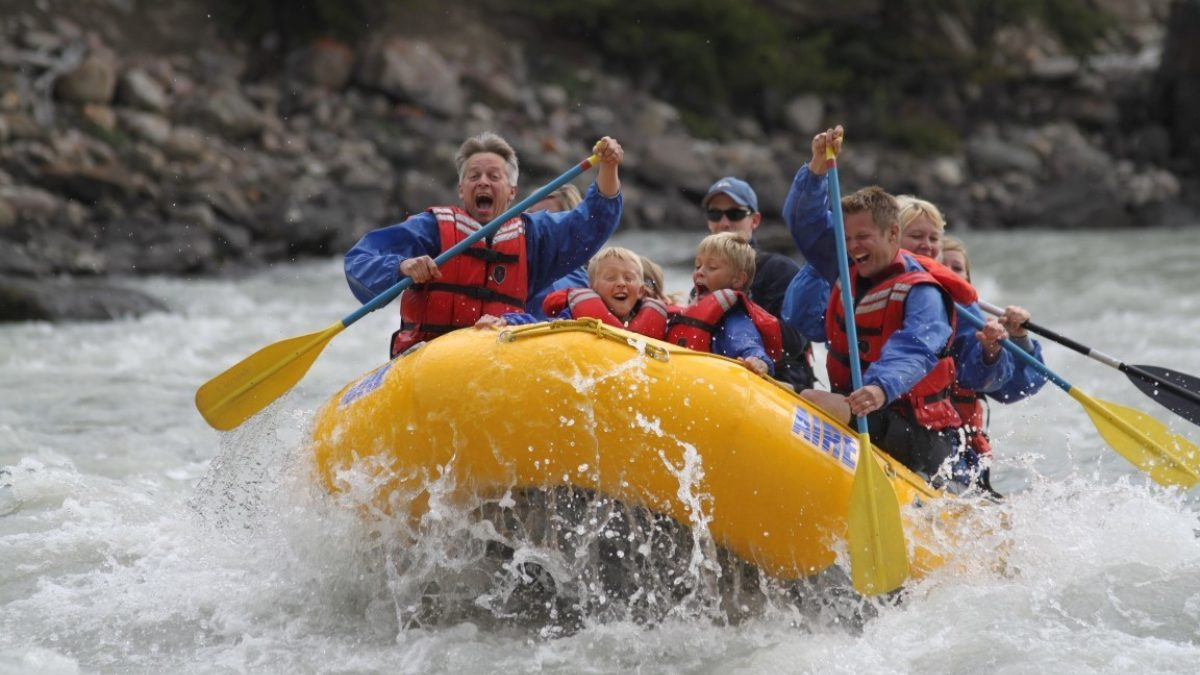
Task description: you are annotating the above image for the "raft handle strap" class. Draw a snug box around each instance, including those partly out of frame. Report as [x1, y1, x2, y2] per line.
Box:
[500, 318, 671, 362]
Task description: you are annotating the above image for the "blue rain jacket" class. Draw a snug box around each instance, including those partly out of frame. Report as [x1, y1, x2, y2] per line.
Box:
[344, 183, 622, 305]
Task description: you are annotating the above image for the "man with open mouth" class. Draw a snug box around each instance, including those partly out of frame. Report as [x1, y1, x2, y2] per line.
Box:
[780, 126, 975, 485]
[344, 132, 625, 358]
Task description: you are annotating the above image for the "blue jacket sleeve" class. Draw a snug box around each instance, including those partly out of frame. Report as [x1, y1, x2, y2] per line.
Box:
[713, 309, 775, 376]
[344, 211, 441, 304]
[343, 182, 620, 307]
[499, 311, 542, 325]
[989, 337, 1048, 402]
[951, 302, 1015, 394]
[524, 182, 622, 299]
[781, 263, 831, 343]
[525, 266, 589, 320]
[863, 284, 952, 403]
[504, 305, 573, 325]
[782, 165, 841, 283]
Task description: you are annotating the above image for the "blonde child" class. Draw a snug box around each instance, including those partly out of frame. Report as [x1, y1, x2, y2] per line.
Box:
[666, 232, 782, 376]
[476, 247, 669, 339]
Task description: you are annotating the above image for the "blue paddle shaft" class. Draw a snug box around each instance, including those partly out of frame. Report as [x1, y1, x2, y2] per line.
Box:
[827, 158, 870, 434]
[955, 302, 1072, 392]
[341, 155, 598, 327]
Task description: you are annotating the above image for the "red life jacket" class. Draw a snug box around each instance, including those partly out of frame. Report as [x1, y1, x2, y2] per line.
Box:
[542, 288, 669, 340]
[666, 289, 784, 363]
[950, 382, 993, 455]
[825, 251, 976, 431]
[390, 206, 529, 357]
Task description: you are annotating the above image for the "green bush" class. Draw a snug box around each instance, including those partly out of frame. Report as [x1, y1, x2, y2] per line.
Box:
[214, 0, 374, 51]
[508, 0, 847, 108]
[505, 0, 1114, 141]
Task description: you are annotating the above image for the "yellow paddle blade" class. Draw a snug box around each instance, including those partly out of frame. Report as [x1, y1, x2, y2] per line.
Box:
[1070, 388, 1200, 489]
[196, 322, 345, 431]
[847, 431, 910, 595]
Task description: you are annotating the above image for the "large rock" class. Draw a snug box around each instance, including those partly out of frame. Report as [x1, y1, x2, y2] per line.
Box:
[1040, 123, 1113, 179]
[38, 163, 139, 204]
[462, 54, 525, 109]
[136, 223, 219, 274]
[162, 126, 209, 161]
[782, 95, 825, 136]
[355, 37, 464, 117]
[965, 135, 1043, 174]
[632, 100, 681, 139]
[0, 242, 52, 277]
[0, 199, 14, 230]
[118, 110, 171, 145]
[287, 38, 355, 90]
[397, 169, 450, 217]
[639, 135, 713, 194]
[81, 103, 117, 131]
[0, 275, 168, 322]
[117, 69, 169, 112]
[55, 55, 117, 104]
[1123, 165, 1181, 208]
[0, 185, 62, 221]
[189, 88, 266, 139]
[1155, 0, 1200, 172]
[1011, 174, 1130, 229]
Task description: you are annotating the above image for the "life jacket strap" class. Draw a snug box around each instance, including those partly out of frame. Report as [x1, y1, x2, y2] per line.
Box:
[423, 282, 524, 308]
[667, 315, 719, 333]
[461, 248, 520, 264]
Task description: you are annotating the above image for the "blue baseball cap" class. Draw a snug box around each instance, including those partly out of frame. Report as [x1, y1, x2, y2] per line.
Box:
[702, 177, 758, 212]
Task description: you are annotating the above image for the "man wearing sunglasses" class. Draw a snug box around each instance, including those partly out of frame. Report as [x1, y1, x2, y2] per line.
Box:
[701, 177, 816, 390]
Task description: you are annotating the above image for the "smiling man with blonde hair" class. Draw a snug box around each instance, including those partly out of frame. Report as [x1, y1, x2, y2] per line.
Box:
[781, 125, 979, 484]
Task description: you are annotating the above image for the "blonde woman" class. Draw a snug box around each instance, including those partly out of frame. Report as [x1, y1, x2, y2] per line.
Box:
[896, 195, 946, 260]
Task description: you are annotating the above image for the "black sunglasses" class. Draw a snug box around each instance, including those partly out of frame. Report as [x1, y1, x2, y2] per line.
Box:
[705, 207, 753, 222]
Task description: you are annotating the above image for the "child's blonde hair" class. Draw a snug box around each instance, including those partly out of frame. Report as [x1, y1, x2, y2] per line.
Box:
[549, 184, 583, 211]
[941, 236, 972, 281]
[639, 254, 667, 301]
[587, 246, 644, 284]
[697, 232, 755, 287]
[896, 195, 947, 234]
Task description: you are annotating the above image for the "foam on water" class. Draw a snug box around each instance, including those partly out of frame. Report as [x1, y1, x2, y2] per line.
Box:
[3, 232, 1200, 673]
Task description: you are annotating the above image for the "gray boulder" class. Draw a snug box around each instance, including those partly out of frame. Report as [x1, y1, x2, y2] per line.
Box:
[287, 39, 355, 90]
[55, 55, 117, 104]
[117, 69, 169, 112]
[0, 275, 168, 322]
[355, 37, 464, 117]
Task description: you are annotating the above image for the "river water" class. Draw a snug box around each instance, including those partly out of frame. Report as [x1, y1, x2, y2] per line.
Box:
[2, 229, 1199, 674]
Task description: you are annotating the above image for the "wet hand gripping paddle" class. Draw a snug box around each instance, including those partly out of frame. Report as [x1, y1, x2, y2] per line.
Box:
[960, 303, 1199, 489]
[979, 300, 1200, 429]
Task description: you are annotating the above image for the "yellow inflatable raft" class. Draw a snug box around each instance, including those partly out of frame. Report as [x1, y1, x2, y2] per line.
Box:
[310, 319, 948, 581]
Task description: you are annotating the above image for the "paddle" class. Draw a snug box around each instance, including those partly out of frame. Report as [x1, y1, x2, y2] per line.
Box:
[825, 147, 910, 595]
[979, 300, 1200, 428]
[957, 303, 1200, 489]
[196, 152, 602, 431]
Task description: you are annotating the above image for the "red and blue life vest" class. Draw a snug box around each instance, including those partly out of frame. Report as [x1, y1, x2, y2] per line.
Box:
[825, 252, 976, 431]
[950, 383, 992, 455]
[390, 206, 528, 357]
[666, 289, 784, 363]
[543, 287, 669, 340]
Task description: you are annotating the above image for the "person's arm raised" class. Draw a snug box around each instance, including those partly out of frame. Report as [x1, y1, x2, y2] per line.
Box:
[807, 125, 844, 176]
[594, 136, 623, 197]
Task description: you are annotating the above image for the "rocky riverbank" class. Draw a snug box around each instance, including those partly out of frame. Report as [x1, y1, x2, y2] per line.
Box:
[2, 0, 1198, 321]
